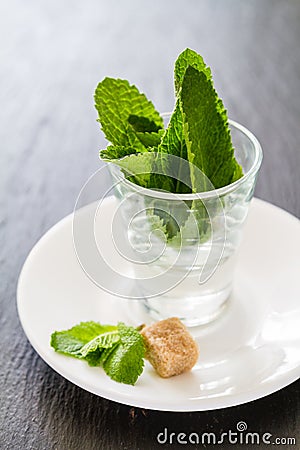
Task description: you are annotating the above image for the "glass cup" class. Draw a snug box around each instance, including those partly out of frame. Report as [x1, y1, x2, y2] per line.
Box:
[109, 119, 262, 327]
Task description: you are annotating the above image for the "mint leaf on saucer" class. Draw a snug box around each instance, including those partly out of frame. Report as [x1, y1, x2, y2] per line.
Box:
[103, 323, 145, 386]
[80, 331, 120, 357]
[50, 321, 118, 361]
[51, 321, 145, 384]
[80, 331, 120, 367]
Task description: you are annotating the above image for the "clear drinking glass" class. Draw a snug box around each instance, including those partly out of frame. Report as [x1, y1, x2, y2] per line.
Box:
[109, 119, 262, 327]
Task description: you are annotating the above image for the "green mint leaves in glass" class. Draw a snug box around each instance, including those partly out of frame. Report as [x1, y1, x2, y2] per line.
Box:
[94, 49, 262, 326]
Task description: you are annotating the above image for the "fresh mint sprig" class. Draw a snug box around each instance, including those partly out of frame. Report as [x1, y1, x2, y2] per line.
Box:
[50, 321, 145, 385]
[95, 48, 243, 241]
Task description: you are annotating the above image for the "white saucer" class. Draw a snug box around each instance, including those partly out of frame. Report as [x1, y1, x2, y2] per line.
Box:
[17, 197, 300, 411]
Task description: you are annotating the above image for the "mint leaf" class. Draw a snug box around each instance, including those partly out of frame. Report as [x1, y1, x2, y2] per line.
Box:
[134, 129, 164, 148]
[149, 153, 176, 193]
[146, 209, 167, 238]
[80, 331, 120, 357]
[50, 322, 117, 358]
[102, 148, 174, 193]
[51, 321, 145, 384]
[84, 350, 104, 367]
[128, 115, 161, 133]
[232, 161, 244, 182]
[127, 114, 164, 147]
[158, 101, 191, 193]
[181, 66, 242, 190]
[174, 48, 211, 95]
[95, 78, 163, 151]
[103, 151, 156, 188]
[80, 331, 120, 367]
[168, 200, 211, 246]
[100, 145, 137, 160]
[99, 345, 119, 365]
[159, 102, 185, 158]
[103, 323, 145, 385]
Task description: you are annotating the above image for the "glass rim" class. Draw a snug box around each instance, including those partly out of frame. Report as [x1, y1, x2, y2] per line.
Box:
[112, 118, 263, 201]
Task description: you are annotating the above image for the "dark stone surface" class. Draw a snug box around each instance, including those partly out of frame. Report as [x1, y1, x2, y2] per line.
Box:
[1, 0, 299, 449]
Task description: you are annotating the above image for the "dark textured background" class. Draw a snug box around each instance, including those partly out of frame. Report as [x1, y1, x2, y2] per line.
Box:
[1, 1, 299, 449]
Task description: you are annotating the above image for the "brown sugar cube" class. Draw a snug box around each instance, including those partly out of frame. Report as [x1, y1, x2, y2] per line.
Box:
[140, 317, 199, 378]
